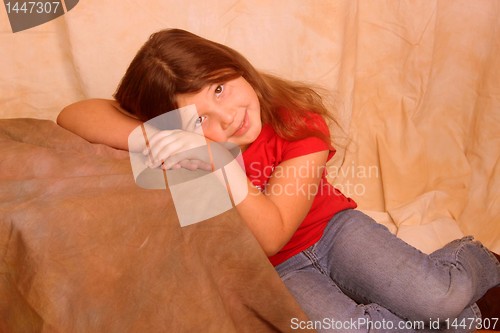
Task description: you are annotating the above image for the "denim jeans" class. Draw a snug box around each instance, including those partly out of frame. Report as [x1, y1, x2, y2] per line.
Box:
[276, 209, 500, 332]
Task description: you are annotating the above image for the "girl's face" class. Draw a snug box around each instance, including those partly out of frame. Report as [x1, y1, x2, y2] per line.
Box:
[176, 76, 262, 151]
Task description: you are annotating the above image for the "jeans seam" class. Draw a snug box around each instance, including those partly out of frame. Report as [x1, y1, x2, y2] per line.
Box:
[454, 236, 500, 288]
[331, 277, 372, 307]
[302, 248, 329, 276]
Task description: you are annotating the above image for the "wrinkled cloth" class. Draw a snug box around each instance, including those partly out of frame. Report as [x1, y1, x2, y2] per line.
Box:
[0, 118, 313, 333]
[0, 1, 498, 255]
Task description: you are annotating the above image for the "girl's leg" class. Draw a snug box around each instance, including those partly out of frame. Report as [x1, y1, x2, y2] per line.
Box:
[318, 209, 500, 324]
[276, 252, 420, 332]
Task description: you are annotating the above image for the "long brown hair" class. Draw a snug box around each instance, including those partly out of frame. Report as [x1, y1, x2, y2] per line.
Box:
[114, 29, 335, 147]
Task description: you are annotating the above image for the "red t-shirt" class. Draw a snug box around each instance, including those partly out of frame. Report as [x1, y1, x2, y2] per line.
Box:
[242, 118, 357, 266]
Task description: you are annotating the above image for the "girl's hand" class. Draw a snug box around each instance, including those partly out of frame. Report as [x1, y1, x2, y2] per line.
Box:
[143, 129, 213, 171]
[171, 159, 213, 171]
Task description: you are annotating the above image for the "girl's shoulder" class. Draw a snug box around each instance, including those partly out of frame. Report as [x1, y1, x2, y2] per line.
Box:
[244, 121, 334, 168]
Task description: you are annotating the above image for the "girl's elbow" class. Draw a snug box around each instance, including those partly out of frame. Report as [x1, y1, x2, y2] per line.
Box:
[261, 237, 288, 257]
[57, 100, 94, 132]
[56, 106, 70, 127]
[57, 102, 80, 129]
[57, 99, 97, 128]
[262, 245, 280, 257]
[56, 107, 71, 129]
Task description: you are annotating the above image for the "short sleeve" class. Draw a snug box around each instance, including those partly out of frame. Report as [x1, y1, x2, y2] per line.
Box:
[281, 136, 334, 162]
[280, 113, 336, 162]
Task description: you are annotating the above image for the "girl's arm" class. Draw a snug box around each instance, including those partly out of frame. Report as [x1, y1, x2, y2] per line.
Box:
[59, 99, 324, 256]
[225, 150, 329, 256]
[145, 129, 327, 256]
[57, 99, 143, 151]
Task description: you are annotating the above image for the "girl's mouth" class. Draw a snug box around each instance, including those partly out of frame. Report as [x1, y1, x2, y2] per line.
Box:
[232, 111, 249, 137]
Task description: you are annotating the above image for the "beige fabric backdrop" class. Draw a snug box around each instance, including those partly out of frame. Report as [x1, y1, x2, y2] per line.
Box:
[1, 0, 498, 253]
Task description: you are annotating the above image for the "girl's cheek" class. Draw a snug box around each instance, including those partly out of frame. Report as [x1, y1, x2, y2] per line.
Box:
[202, 128, 223, 142]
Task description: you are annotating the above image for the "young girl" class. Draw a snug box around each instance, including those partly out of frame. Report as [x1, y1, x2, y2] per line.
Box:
[58, 29, 499, 332]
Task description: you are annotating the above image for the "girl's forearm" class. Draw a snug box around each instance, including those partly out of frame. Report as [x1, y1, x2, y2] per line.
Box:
[219, 156, 288, 256]
[217, 149, 328, 257]
[57, 99, 142, 151]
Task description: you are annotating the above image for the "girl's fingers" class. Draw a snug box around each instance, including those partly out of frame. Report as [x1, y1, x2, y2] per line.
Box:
[147, 129, 180, 147]
[153, 141, 183, 166]
[144, 130, 179, 157]
[182, 159, 212, 171]
[161, 150, 190, 170]
[162, 158, 212, 171]
[145, 130, 207, 161]
[142, 130, 211, 170]
[170, 160, 197, 171]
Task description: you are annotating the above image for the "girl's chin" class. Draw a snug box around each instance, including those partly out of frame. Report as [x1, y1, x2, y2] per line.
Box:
[239, 126, 261, 146]
[227, 119, 261, 151]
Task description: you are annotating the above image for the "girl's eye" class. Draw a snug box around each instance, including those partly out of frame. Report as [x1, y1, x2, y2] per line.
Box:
[214, 84, 224, 97]
[195, 116, 207, 127]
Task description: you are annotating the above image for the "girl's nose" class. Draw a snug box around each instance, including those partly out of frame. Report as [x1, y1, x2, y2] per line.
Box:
[219, 108, 236, 130]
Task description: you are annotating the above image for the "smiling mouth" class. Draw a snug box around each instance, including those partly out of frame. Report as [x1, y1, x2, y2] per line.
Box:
[232, 111, 249, 137]
[237, 118, 245, 130]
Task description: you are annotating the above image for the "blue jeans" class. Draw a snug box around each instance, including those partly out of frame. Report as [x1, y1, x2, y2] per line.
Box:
[276, 209, 500, 332]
